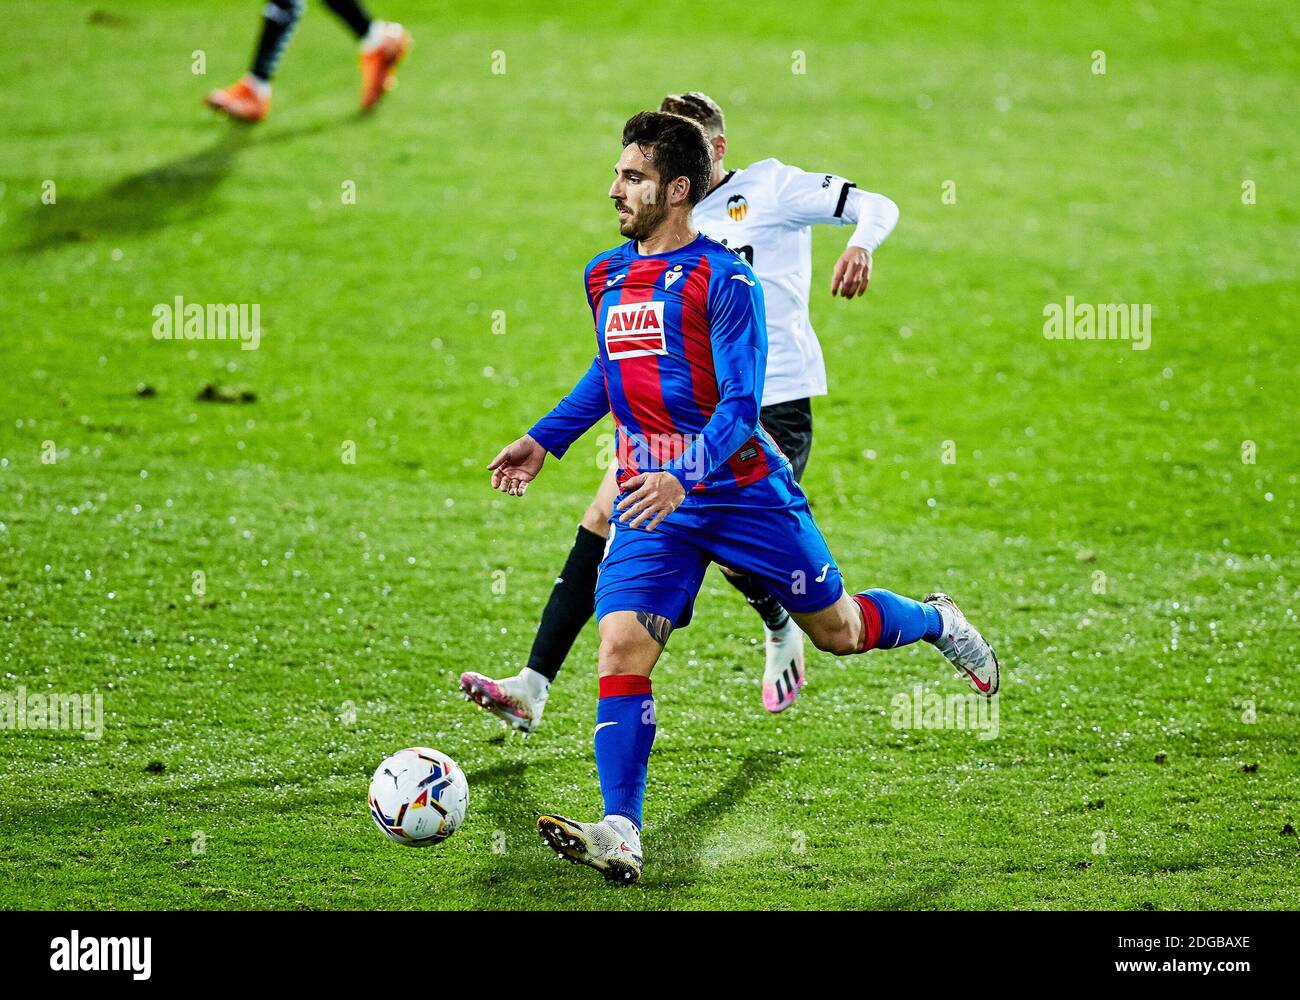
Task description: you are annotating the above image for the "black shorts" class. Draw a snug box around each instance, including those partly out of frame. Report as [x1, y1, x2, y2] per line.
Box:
[759, 397, 813, 483]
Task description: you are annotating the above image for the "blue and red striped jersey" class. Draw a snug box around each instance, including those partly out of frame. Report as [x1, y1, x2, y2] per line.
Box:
[529, 233, 789, 493]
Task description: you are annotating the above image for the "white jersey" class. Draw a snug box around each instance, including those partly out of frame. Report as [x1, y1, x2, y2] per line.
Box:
[693, 158, 896, 406]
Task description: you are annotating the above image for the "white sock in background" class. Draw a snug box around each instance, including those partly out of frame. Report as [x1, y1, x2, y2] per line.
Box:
[361, 20, 390, 51]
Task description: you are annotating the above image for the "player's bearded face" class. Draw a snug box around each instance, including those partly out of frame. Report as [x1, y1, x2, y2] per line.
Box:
[611, 144, 670, 240]
[616, 182, 669, 239]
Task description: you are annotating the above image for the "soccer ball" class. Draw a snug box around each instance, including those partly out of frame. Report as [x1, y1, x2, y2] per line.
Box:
[368, 747, 469, 846]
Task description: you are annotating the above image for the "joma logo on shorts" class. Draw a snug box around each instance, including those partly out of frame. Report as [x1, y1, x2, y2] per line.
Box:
[604, 301, 667, 359]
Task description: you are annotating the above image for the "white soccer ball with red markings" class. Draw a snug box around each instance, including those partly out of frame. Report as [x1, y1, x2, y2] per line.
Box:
[368, 747, 469, 846]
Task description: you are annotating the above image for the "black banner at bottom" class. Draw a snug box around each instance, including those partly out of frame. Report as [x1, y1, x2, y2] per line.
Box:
[0, 909, 1289, 987]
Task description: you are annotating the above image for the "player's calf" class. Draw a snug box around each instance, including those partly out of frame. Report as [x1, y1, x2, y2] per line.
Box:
[793, 595, 866, 655]
[535, 613, 663, 883]
[794, 588, 999, 696]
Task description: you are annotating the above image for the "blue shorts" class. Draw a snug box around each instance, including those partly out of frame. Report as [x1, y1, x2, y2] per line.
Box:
[594, 466, 844, 629]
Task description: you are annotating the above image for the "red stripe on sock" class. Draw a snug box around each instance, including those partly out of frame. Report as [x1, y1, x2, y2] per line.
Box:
[599, 675, 653, 698]
[852, 593, 882, 651]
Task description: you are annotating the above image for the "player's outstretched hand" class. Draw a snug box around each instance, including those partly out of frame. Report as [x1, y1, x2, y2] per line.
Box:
[487, 434, 547, 496]
[616, 471, 686, 531]
[831, 246, 872, 298]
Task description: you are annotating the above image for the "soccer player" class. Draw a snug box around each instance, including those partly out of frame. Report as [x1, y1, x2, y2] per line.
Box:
[486, 111, 999, 883]
[204, 1, 410, 123]
[461, 92, 901, 729]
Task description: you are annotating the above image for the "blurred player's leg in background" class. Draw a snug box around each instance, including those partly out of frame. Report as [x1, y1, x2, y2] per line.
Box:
[348, 4, 412, 112]
[205, 0, 411, 123]
[322, 0, 372, 36]
[459, 465, 618, 733]
[205, 0, 304, 122]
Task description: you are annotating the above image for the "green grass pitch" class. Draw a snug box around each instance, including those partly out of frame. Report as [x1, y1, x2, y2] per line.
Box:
[0, 0, 1296, 910]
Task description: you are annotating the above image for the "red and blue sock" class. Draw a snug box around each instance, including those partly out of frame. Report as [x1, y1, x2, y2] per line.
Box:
[594, 675, 656, 829]
[852, 589, 943, 650]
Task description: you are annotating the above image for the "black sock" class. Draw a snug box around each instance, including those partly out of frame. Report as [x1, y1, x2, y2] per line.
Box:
[324, 0, 373, 38]
[725, 572, 790, 631]
[250, 0, 305, 82]
[525, 526, 606, 682]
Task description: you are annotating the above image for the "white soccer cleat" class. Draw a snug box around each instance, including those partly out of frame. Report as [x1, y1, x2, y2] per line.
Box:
[761, 618, 806, 713]
[537, 814, 643, 884]
[459, 667, 549, 734]
[924, 593, 999, 697]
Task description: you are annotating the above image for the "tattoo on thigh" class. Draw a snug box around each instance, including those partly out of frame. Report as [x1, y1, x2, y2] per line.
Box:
[636, 611, 673, 646]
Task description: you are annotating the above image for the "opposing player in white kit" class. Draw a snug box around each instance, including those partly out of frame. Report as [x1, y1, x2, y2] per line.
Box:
[461, 92, 900, 731]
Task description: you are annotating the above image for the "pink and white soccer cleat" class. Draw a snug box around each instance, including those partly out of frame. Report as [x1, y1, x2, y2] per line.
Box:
[761, 618, 806, 713]
[459, 668, 550, 734]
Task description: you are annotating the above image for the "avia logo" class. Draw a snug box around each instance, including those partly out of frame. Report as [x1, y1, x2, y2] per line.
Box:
[606, 303, 662, 333]
[604, 301, 667, 359]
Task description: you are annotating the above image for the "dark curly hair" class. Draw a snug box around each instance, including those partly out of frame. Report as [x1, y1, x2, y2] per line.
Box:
[621, 110, 713, 207]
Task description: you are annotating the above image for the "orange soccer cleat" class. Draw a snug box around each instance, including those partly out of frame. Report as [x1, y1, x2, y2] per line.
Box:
[359, 21, 411, 111]
[204, 75, 271, 123]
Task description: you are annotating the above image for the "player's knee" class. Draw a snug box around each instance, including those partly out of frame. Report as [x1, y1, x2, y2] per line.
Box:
[581, 500, 612, 537]
[597, 631, 640, 675]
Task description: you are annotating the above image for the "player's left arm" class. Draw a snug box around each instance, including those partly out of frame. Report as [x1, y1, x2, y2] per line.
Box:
[774, 164, 900, 298]
[617, 268, 766, 529]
